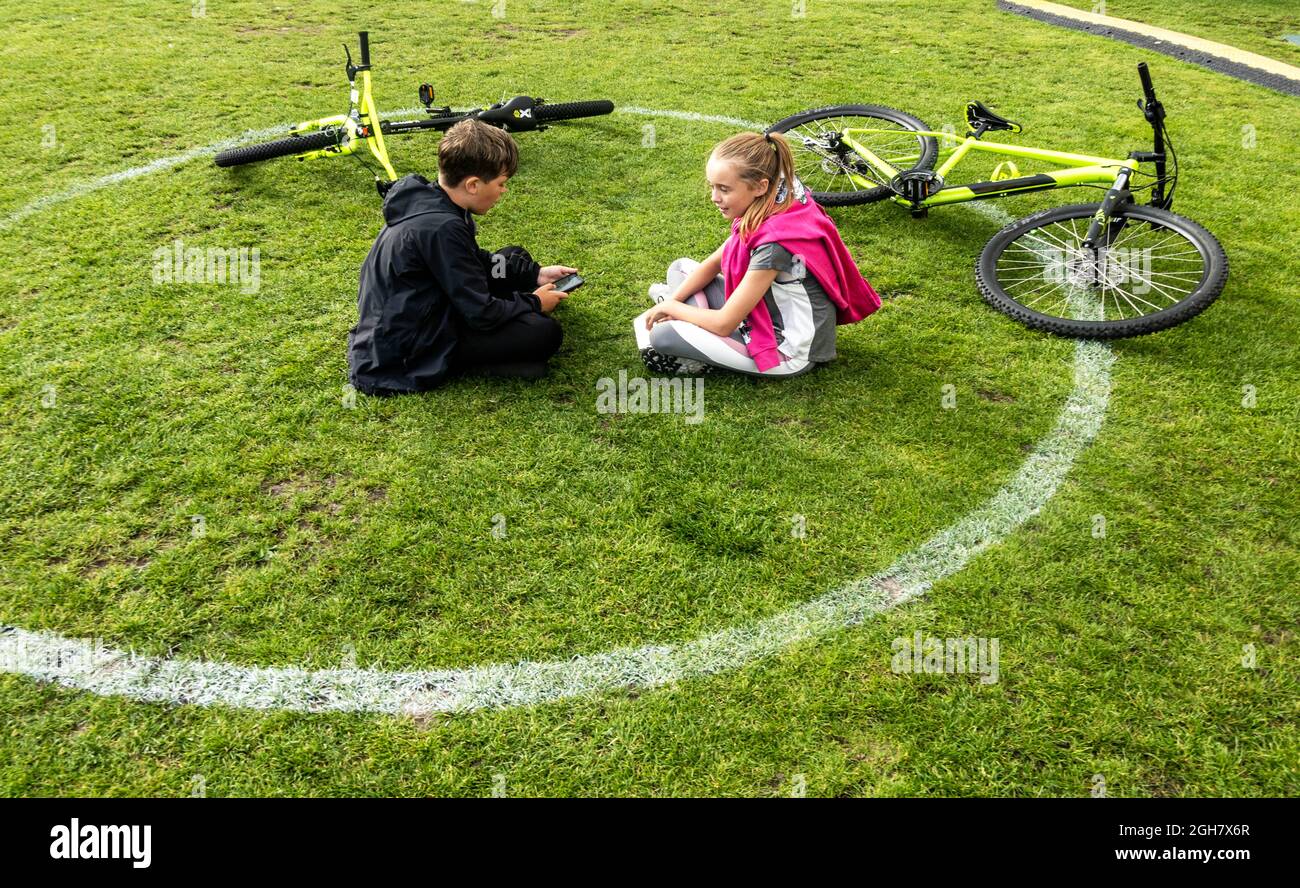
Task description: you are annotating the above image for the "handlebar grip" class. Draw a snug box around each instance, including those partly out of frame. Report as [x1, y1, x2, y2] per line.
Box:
[533, 100, 615, 122]
[1138, 62, 1155, 99]
[359, 31, 370, 67]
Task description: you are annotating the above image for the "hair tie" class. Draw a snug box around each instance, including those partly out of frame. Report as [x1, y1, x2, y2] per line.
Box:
[764, 132, 777, 151]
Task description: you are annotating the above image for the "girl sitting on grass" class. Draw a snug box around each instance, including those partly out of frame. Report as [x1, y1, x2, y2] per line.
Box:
[634, 131, 881, 377]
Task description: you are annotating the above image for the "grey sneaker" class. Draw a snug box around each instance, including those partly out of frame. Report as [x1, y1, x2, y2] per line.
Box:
[648, 283, 672, 304]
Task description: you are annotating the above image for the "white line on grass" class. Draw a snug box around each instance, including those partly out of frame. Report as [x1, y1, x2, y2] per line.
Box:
[0, 106, 757, 230]
[0, 124, 296, 231]
[0, 106, 1115, 715]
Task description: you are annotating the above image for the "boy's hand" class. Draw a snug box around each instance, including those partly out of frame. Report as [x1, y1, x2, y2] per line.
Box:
[537, 265, 579, 285]
[533, 282, 566, 313]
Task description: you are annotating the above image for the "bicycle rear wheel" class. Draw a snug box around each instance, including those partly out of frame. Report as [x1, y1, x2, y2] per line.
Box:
[976, 202, 1228, 338]
[766, 104, 937, 205]
[214, 128, 343, 167]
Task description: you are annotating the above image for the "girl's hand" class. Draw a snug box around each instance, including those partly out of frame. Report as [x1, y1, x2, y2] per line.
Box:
[645, 300, 680, 330]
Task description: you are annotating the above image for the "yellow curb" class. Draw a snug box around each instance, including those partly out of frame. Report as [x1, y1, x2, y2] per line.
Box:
[1011, 0, 1300, 80]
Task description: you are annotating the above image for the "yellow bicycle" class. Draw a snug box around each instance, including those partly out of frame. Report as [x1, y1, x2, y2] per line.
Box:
[215, 31, 614, 195]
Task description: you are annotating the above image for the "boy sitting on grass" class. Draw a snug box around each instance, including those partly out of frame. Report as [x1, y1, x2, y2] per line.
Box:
[348, 119, 578, 395]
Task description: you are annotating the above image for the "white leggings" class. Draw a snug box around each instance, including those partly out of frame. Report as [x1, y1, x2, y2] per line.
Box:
[633, 258, 814, 378]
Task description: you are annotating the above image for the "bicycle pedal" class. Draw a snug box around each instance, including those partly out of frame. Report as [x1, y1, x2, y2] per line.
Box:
[418, 83, 435, 108]
[892, 168, 944, 206]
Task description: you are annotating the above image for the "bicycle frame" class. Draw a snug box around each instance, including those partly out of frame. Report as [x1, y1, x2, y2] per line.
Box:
[267, 31, 580, 189]
[287, 32, 398, 182]
[838, 128, 1132, 209]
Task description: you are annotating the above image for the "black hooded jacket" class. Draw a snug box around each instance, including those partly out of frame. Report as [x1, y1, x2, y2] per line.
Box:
[347, 174, 542, 392]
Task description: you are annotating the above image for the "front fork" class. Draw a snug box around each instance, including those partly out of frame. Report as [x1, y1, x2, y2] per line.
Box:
[1082, 166, 1132, 251]
[1068, 166, 1135, 288]
[355, 69, 397, 183]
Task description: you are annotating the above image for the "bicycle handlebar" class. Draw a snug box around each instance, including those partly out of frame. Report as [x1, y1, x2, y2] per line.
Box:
[359, 31, 370, 67]
[1134, 62, 1173, 209]
[1138, 62, 1155, 102]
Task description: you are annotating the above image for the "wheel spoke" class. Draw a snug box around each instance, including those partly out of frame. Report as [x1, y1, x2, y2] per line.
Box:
[774, 108, 933, 202]
[990, 208, 1214, 326]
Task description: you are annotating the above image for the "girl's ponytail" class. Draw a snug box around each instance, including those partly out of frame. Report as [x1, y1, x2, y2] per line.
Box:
[769, 131, 798, 199]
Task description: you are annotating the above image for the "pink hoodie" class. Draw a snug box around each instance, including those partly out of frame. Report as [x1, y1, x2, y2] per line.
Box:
[720, 180, 881, 371]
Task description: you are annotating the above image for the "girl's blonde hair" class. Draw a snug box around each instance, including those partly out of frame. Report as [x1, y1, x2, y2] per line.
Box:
[710, 131, 798, 239]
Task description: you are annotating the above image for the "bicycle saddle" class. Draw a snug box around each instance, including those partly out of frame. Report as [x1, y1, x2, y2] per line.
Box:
[966, 101, 1022, 134]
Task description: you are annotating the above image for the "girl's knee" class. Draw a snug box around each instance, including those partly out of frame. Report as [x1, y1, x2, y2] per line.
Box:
[648, 320, 688, 355]
[647, 320, 671, 352]
[666, 256, 697, 280]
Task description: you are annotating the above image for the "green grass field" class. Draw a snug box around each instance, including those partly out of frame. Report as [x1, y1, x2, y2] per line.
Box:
[1, 0, 1296, 796]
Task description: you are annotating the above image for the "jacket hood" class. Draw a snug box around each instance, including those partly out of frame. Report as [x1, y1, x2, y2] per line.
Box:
[382, 174, 467, 226]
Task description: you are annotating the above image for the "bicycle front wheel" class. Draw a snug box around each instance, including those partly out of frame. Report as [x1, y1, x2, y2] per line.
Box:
[214, 128, 343, 167]
[976, 202, 1228, 339]
[766, 104, 937, 206]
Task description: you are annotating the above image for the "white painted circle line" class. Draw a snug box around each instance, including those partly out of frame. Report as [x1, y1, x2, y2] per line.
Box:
[0, 107, 760, 230]
[0, 106, 1116, 715]
[0, 123, 296, 232]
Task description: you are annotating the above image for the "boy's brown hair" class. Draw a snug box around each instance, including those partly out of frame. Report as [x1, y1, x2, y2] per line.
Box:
[437, 119, 519, 187]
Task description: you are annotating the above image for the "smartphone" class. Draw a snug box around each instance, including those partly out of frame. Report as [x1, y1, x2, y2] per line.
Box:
[552, 273, 585, 293]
